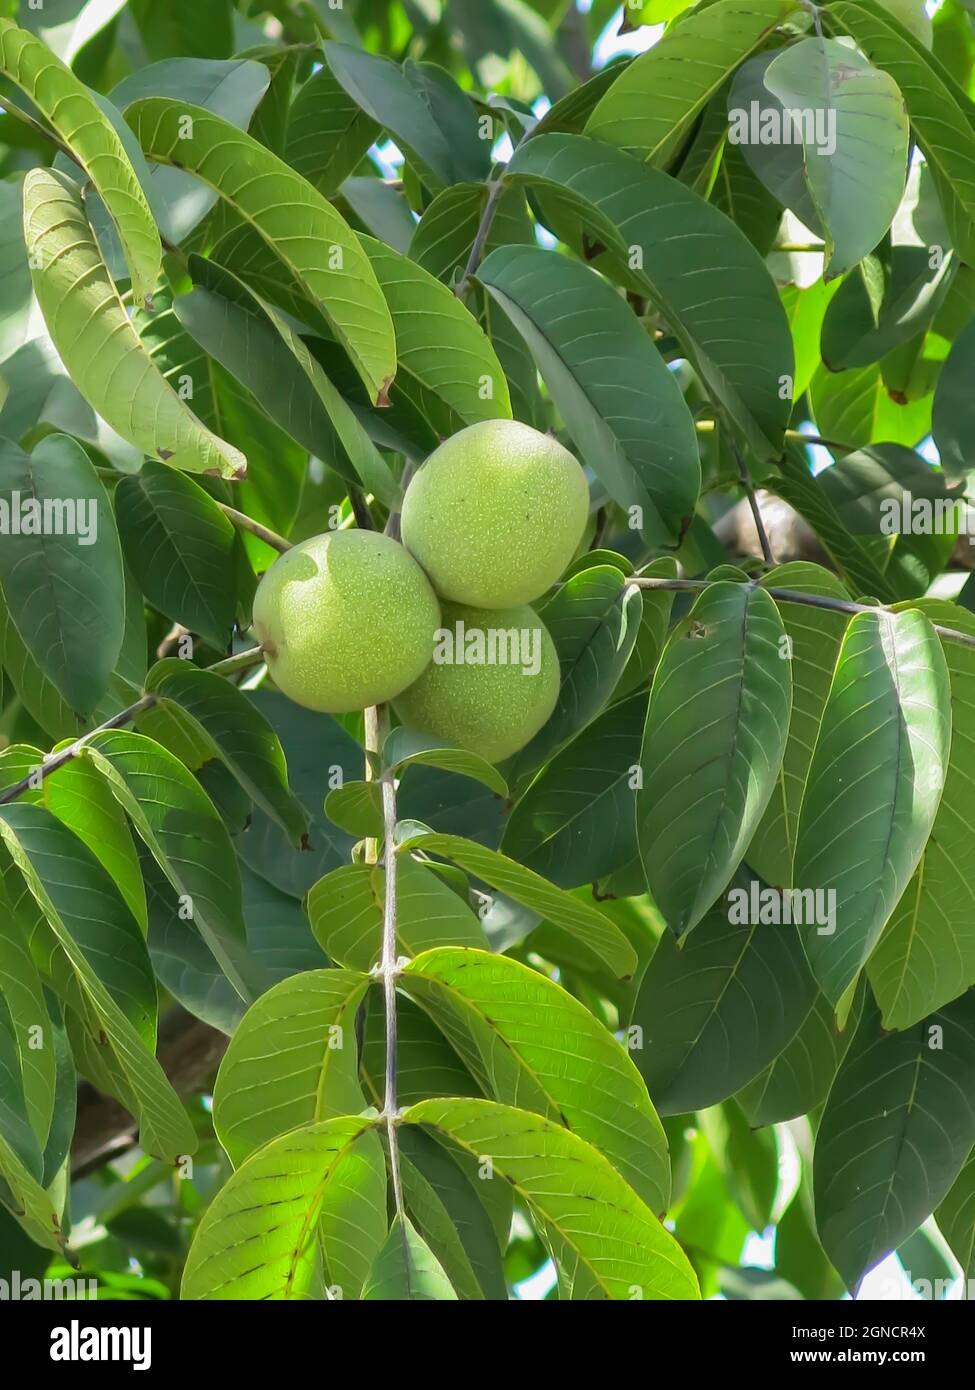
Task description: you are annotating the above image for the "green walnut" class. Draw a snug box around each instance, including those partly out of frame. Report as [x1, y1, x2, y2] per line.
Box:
[253, 531, 440, 713]
[393, 601, 560, 763]
[401, 419, 589, 608]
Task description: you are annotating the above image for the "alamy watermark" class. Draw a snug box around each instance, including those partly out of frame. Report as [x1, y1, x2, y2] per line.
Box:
[728, 101, 837, 157]
[880, 493, 975, 538]
[433, 620, 541, 677]
[728, 880, 836, 935]
[0, 492, 98, 545]
[0, 1270, 98, 1299]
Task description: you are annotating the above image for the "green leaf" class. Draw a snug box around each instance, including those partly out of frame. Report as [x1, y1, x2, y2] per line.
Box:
[359, 232, 512, 431]
[180, 1115, 380, 1299]
[0, 18, 160, 305]
[126, 98, 396, 404]
[130, 0, 233, 61]
[174, 255, 400, 508]
[85, 729, 259, 1006]
[583, 0, 791, 162]
[361, 990, 482, 1109]
[504, 133, 794, 460]
[409, 180, 532, 285]
[616, 556, 679, 699]
[821, 247, 956, 370]
[737, 985, 864, 1127]
[867, 601, 975, 1028]
[405, 1097, 699, 1299]
[324, 780, 383, 839]
[807, 359, 933, 453]
[828, 0, 975, 263]
[0, 174, 34, 367]
[762, 38, 910, 279]
[146, 856, 320, 1035]
[508, 566, 641, 778]
[317, 1118, 388, 1301]
[398, 1126, 507, 1300]
[630, 895, 817, 1115]
[0, 1125, 64, 1254]
[936, 1151, 975, 1284]
[764, 446, 903, 601]
[502, 691, 646, 890]
[815, 443, 957, 600]
[285, 59, 380, 195]
[932, 315, 975, 481]
[403, 947, 670, 1212]
[0, 434, 123, 713]
[477, 244, 699, 546]
[794, 608, 952, 1012]
[114, 462, 237, 651]
[236, 692, 363, 898]
[815, 994, 975, 1290]
[212, 969, 370, 1168]
[638, 581, 792, 936]
[747, 563, 852, 886]
[109, 58, 271, 244]
[399, 832, 637, 978]
[0, 880, 54, 1149]
[774, 1181, 845, 1301]
[323, 43, 482, 190]
[43, 749, 147, 933]
[711, 137, 782, 256]
[144, 658, 308, 847]
[0, 804, 195, 1163]
[361, 1215, 457, 1300]
[307, 854, 488, 971]
[22, 169, 244, 478]
[383, 727, 507, 798]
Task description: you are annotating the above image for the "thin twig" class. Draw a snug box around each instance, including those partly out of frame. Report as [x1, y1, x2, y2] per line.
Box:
[348, 487, 376, 531]
[0, 695, 155, 807]
[454, 123, 534, 302]
[454, 179, 505, 302]
[695, 420, 858, 455]
[729, 434, 775, 565]
[631, 577, 975, 650]
[217, 503, 292, 554]
[208, 645, 267, 678]
[0, 647, 266, 806]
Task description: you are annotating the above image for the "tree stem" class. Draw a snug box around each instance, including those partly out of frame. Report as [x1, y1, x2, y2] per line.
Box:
[217, 504, 292, 554]
[364, 705, 405, 1218]
[631, 577, 975, 650]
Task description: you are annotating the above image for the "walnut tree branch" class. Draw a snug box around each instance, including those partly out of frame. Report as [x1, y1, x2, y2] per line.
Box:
[632, 577, 975, 650]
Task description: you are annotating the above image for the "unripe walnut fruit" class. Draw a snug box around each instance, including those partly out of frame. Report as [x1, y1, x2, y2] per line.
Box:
[253, 531, 440, 713]
[401, 419, 589, 608]
[393, 601, 560, 763]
